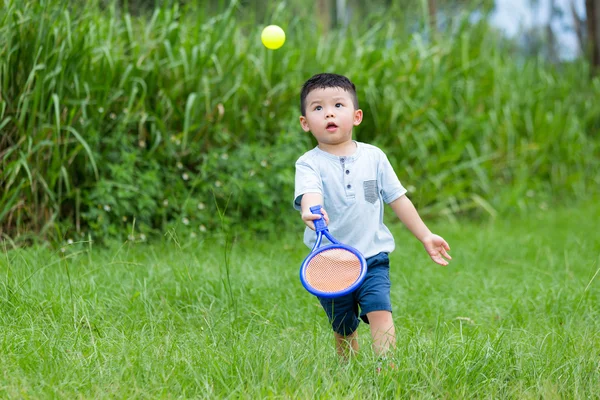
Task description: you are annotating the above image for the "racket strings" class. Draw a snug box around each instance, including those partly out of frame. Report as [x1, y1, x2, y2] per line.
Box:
[305, 248, 362, 293]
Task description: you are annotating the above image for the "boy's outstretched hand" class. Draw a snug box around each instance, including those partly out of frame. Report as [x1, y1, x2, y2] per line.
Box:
[302, 207, 330, 231]
[421, 234, 452, 266]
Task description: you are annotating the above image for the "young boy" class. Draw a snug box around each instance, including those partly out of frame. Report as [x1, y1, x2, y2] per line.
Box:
[293, 73, 451, 359]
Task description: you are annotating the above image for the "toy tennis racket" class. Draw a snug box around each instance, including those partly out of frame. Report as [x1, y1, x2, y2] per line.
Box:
[299, 205, 367, 298]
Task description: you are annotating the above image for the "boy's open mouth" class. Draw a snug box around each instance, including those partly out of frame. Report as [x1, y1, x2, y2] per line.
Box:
[326, 122, 338, 131]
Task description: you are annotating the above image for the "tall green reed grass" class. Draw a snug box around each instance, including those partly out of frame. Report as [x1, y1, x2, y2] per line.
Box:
[1, 0, 599, 242]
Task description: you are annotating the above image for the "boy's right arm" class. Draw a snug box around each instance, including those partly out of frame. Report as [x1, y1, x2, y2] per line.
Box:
[300, 193, 329, 230]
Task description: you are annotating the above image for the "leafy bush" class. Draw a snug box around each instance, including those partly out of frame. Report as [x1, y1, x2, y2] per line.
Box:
[1, 0, 599, 242]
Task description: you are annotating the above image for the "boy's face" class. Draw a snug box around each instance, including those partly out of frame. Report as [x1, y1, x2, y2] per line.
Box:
[299, 87, 362, 148]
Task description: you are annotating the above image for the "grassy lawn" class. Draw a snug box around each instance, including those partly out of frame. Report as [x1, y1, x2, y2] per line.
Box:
[1, 200, 599, 399]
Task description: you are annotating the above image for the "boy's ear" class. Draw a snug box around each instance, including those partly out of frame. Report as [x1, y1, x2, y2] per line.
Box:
[299, 115, 311, 132]
[353, 109, 363, 126]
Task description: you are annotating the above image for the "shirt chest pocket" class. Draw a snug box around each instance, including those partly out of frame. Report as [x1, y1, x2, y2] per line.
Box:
[363, 180, 378, 204]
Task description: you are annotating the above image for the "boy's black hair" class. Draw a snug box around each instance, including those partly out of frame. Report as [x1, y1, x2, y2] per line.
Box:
[300, 73, 359, 116]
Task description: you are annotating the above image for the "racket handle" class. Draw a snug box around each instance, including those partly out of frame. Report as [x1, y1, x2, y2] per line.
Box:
[310, 205, 327, 232]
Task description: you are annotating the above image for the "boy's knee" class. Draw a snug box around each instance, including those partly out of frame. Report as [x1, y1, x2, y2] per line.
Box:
[319, 295, 360, 336]
[331, 313, 360, 336]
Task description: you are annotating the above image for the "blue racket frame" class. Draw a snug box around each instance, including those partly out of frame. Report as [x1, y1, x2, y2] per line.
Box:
[300, 205, 367, 298]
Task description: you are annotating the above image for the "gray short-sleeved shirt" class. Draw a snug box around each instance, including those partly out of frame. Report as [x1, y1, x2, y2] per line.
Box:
[294, 141, 407, 258]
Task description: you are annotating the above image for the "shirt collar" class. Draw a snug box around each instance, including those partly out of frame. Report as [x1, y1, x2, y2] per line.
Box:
[314, 141, 361, 162]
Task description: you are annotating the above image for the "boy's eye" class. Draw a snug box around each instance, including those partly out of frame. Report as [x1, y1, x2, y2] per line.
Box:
[314, 105, 322, 111]
[335, 103, 343, 108]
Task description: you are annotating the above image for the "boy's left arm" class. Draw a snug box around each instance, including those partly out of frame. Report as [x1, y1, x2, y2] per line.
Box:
[389, 195, 451, 266]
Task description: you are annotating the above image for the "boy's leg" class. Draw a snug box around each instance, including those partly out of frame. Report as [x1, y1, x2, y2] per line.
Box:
[356, 252, 395, 356]
[319, 294, 361, 359]
[334, 331, 359, 359]
[366, 310, 395, 356]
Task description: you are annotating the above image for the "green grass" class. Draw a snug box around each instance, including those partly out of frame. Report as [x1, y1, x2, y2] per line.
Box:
[1, 200, 600, 399]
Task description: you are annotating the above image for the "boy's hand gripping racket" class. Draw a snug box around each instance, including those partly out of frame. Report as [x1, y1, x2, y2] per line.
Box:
[300, 205, 367, 298]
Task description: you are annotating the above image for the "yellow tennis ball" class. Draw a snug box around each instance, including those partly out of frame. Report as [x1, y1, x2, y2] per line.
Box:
[261, 25, 286, 50]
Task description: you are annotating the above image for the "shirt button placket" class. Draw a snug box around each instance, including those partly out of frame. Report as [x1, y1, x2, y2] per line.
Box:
[341, 157, 354, 197]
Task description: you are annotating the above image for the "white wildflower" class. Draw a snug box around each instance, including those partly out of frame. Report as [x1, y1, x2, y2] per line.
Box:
[67, 239, 74, 245]
[176, 162, 183, 170]
[260, 160, 268, 167]
[215, 181, 222, 187]
[103, 204, 111, 212]
[182, 217, 190, 225]
[221, 153, 229, 160]
[455, 316, 475, 324]
[182, 173, 189, 181]
[197, 203, 205, 210]
[140, 233, 147, 242]
[199, 225, 207, 232]
[163, 199, 169, 207]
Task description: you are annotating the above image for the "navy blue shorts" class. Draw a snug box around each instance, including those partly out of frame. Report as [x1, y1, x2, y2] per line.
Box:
[318, 252, 391, 336]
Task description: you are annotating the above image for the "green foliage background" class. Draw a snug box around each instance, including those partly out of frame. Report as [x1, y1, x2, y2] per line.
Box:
[1, 0, 599, 242]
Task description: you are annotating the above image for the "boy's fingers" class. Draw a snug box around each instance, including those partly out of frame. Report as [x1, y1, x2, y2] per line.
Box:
[432, 255, 448, 266]
[305, 210, 328, 224]
[441, 248, 452, 259]
[319, 209, 329, 221]
[303, 213, 322, 220]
